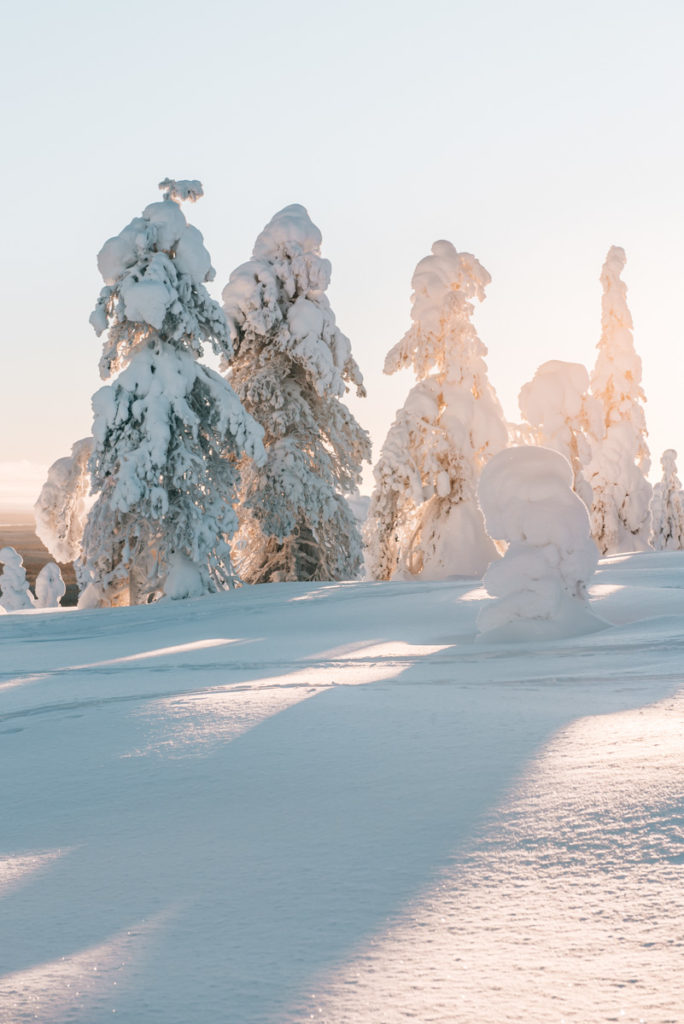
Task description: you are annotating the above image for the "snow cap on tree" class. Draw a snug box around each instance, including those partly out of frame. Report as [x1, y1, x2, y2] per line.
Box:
[477, 447, 604, 641]
[586, 246, 652, 554]
[0, 546, 35, 611]
[384, 241, 491, 380]
[90, 178, 227, 378]
[221, 203, 370, 583]
[223, 203, 363, 401]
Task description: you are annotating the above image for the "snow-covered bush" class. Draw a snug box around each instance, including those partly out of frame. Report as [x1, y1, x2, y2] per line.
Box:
[34, 437, 93, 569]
[518, 360, 601, 509]
[81, 179, 265, 606]
[477, 447, 603, 641]
[35, 562, 66, 608]
[651, 449, 684, 551]
[0, 547, 35, 611]
[221, 204, 370, 583]
[366, 242, 507, 581]
[586, 247, 652, 554]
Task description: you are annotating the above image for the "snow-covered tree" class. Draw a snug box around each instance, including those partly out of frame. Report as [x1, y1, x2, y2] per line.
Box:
[81, 178, 265, 606]
[518, 360, 601, 509]
[477, 447, 603, 641]
[34, 437, 93, 572]
[366, 241, 508, 581]
[651, 449, 684, 550]
[0, 547, 35, 611]
[221, 204, 370, 583]
[586, 246, 652, 554]
[35, 562, 66, 608]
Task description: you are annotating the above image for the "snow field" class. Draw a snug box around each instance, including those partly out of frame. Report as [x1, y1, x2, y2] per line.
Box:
[1, 553, 684, 1022]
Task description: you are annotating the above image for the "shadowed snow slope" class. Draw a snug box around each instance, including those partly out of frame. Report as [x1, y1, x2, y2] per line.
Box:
[1, 551, 683, 1023]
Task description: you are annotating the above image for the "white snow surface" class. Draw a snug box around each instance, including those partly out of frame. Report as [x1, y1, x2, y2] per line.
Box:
[2, 555, 684, 1023]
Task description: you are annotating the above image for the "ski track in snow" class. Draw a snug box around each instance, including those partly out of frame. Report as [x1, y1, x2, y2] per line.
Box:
[0, 554, 683, 1023]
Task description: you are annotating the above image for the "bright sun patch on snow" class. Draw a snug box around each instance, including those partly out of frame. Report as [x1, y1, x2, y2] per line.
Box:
[0, 848, 69, 898]
[130, 643, 445, 759]
[0, 910, 174, 1024]
[68, 637, 239, 670]
[2, 565, 684, 1023]
[297, 692, 684, 1024]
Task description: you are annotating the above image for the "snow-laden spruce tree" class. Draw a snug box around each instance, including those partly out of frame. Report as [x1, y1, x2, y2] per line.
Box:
[35, 562, 66, 608]
[518, 360, 602, 510]
[651, 449, 684, 550]
[586, 246, 652, 554]
[477, 447, 603, 641]
[0, 547, 34, 611]
[366, 241, 508, 581]
[34, 437, 93, 577]
[221, 204, 370, 583]
[82, 178, 265, 606]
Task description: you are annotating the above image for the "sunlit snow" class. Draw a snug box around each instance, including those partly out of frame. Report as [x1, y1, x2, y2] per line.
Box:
[1, 554, 683, 1023]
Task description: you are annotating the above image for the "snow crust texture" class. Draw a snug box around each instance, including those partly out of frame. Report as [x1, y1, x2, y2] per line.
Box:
[1, 558, 683, 1023]
[477, 446, 601, 640]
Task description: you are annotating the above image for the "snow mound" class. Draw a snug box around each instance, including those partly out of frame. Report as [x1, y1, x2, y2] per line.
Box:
[477, 447, 604, 641]
[164, 552, 206, 600]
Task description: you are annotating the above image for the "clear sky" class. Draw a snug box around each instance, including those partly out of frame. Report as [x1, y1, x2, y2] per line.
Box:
[2, 0, 683, 503]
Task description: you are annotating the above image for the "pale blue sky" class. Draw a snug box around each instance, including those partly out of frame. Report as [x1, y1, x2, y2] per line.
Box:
[2, 0, 683, 499]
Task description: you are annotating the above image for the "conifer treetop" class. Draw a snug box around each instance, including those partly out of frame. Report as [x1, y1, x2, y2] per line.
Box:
[90, 178, 228, 379]
[384, 241, 491, 381]
[159, 178, 204, 203]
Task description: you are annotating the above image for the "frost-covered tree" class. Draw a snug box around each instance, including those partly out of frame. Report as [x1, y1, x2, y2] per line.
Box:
[586, 246, 652, 554]
[221, 204, 370, 583]
[477, 447, 603, 641]
[366, 241, 507, 581]
[81, 178, 265, 606]
[0, 547, 35, 611]
[34, 437, 93, 574]
[518, 360, 602, 510]
[651, 449, 684, 550]
[35, 562, 66, 608]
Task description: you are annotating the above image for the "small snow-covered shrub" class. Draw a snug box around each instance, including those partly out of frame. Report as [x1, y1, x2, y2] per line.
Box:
[651, 449, 684, 551]
[222, 204, 370, 583]
[35, 562, 66, 608]
[0, 547, 35, 611]
[477, 447, 604, 641]
[366, 242, 507, 581]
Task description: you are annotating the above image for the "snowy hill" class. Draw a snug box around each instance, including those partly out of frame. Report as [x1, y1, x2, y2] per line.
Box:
[1, 554, 683, 1023]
